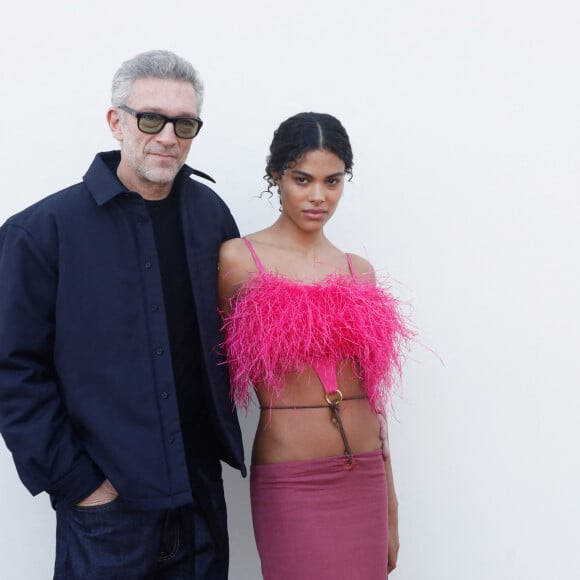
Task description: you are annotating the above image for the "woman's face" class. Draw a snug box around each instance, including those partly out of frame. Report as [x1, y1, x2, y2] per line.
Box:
[276, 149, 346, 232]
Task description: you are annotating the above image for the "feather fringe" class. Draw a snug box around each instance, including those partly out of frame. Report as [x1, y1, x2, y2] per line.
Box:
[219, 272, 414, 412]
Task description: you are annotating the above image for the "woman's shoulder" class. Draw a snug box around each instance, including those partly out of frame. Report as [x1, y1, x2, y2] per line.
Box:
[219, 231, 270, 267]
[219, 236, 250, 264]
[345, 252, 376, 283]
[218, 237, 259, 305]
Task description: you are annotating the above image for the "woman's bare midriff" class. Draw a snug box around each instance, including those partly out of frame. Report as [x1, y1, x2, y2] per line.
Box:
[251, 362, 382, 465]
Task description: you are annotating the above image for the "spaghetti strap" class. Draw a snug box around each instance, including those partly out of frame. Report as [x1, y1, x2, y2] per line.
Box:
[345, 253, 356, 279]
[242, 237, 266, 273]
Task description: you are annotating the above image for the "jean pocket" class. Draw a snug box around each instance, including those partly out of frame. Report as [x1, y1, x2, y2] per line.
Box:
[72, 496, 121, 513]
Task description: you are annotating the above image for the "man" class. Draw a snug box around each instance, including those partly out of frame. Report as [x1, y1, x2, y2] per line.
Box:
[0, 50, 245, 579]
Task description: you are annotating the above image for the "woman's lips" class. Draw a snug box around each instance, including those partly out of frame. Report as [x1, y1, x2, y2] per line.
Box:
[302, 209, 327, 219]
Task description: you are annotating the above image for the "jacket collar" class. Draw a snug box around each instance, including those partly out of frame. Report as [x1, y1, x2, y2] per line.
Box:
[84, 150, 215, 206]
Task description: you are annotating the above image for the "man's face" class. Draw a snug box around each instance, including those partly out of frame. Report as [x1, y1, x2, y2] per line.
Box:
[109, 77, 199, 198]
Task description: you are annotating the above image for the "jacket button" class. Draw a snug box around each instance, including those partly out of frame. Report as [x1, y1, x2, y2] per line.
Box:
[161, 392, 168, 399]
[145, 261, 152, 269]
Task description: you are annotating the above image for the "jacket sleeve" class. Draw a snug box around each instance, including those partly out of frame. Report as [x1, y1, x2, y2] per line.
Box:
[221, 197, 240, 242]
[225, 210, 240, 241]
[0, 222, 104, 506]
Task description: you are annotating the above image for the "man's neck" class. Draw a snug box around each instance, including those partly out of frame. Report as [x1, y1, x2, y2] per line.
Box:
[116, 163, 173, 201]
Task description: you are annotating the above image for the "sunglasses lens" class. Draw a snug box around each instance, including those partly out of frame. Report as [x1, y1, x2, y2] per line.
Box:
[138, 113, 166, 134]
[131, 108, 200, 139]
[175, 119, 200, 139]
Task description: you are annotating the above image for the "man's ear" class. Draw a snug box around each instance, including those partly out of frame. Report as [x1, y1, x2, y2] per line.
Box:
[107, 107, 123, 142]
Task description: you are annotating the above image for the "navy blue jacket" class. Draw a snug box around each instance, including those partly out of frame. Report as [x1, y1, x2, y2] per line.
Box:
[0, 151, 246, 509]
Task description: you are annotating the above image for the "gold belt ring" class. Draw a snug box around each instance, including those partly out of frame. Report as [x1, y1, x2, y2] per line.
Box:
[324, 389, 343, 406]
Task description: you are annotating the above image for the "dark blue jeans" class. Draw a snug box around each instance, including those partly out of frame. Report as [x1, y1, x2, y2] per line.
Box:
[53, 490, 228, 579]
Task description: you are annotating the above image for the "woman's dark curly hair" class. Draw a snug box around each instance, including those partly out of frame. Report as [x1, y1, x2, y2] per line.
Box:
[264, 112, 353, 195]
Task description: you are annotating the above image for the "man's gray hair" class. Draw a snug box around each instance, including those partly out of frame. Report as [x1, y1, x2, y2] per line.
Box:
[111, 50, 204, 112]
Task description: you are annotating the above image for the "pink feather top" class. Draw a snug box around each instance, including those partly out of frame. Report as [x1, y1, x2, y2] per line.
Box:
[220, 251, 412, 412]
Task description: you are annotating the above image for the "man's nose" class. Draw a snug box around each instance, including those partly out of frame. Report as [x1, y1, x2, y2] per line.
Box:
[156, 121, 179, 141]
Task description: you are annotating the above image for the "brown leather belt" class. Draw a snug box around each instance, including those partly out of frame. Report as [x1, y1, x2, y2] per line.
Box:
[260, 393, 368, 469]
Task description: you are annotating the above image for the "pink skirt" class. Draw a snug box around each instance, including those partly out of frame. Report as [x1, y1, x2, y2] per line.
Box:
[250, 449, 388, 579]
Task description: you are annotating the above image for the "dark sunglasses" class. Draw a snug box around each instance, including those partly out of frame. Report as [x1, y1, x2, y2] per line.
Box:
[118, 105, 203, 139]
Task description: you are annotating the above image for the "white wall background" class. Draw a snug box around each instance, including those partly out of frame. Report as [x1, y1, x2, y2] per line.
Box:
[1, 1, 579, 578]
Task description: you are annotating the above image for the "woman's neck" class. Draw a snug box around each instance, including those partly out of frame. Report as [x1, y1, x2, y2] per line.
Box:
[268, 218, 328, 253]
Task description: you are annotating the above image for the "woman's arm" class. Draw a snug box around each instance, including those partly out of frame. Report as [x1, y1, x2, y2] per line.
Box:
[384, 449, 399, 573]
[217, 238, 254, 312]
[378, 407, 399, 573]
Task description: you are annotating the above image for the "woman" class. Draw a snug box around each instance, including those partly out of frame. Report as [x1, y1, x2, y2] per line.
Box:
[219, 112, 412, 579]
